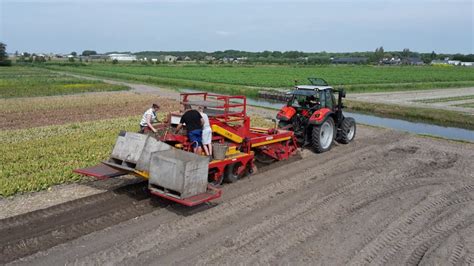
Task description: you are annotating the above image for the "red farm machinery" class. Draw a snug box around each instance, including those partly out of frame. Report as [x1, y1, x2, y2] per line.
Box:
[277, 77, 356, 153]
[75, 93, 299, 207]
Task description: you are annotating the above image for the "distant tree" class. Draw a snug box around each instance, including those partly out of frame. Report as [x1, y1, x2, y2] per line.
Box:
[68, 57, 75, 62]
[112, 59, 118, 64]
[374, 46, 384, 63]
[402, 48, 411, 58]
[261, 50, 272, 58]
[452, 54, 474, 62]
[71, 51, 77, 57]
[82, 50, 97, 56]
[0, 42, 8, 61]
[272, 51, 282, 58]
[0, 42, 12, 66]
[430, 51, 437, 60]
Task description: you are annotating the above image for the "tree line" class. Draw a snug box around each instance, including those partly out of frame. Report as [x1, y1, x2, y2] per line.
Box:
[134, 48, 473, 65]
[3, 41, 473, 66]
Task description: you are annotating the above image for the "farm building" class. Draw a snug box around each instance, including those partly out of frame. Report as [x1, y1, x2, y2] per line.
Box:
[331, 57, 368, 64]
[431, 59, 474, 67]
[402, 57, 424, 65]
[108, 53, 137, 61]
[158, 55, 178, 63]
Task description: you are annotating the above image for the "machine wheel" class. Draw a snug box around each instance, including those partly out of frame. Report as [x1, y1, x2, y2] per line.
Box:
[224, 163, 243, 183]
[336, 117, 356, 144]
[311, 117, 335, 153]
[209, 173, 224, 187]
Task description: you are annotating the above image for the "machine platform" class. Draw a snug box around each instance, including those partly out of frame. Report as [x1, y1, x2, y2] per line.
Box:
[149, 185, 222, 207]
[73, 163, 126, 179]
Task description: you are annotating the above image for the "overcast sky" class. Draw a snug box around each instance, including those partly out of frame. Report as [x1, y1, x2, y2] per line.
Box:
[0, 0, 472, 54]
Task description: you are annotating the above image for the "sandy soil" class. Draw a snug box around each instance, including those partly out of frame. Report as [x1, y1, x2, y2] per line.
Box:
[7, 125, 474, 265]
[2, 74, 473, 264]
[348, 87, 474, 114]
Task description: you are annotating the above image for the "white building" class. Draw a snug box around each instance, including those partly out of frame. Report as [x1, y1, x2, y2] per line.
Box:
[159, 55, 177, 63]
[108, 53, 137, 61]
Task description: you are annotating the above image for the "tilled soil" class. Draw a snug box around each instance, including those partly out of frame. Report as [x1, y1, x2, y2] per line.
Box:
[6, 126, 474, 265]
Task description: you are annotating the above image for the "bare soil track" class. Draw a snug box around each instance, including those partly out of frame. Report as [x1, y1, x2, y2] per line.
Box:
[3, 126, 473, 265]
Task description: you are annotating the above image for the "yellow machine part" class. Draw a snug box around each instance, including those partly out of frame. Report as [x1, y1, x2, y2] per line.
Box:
[251, 136, 291, 148]
[134, 170, 150, 180]
[212, 124, 243, 143]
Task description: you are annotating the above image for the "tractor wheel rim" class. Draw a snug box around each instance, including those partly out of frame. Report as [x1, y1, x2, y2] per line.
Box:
[347, 124, 355, 140]
[320, 121, 333, 149]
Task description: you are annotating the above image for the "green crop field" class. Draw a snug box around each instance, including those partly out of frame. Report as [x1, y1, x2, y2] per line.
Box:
[0, 66, 129, 98]
[45, 64, 474, 95]
[0, 116, 140, 196]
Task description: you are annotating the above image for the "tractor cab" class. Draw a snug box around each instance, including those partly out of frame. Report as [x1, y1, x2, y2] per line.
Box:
[277, 77, 337, 121]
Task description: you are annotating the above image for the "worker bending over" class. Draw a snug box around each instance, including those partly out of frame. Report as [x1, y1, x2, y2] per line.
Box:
[139, 103, 160, 133]
[176, 105, 204, 154]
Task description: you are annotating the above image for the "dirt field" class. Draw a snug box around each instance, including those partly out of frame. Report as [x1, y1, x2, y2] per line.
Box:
[4, 125, 473, 265]
[349, 87, 474, 114]
[2, 74, 473, 264]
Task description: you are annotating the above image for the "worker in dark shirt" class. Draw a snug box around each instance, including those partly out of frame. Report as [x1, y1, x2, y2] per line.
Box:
[176, 105, 204, 154]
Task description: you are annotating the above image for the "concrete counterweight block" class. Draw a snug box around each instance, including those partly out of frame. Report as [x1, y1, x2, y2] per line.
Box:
[149, 149, 209, 199]
[109, 131, 171, 172]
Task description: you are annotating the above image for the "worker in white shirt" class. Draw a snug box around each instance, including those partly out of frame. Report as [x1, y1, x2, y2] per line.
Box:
[198, 106, 212, 157]
[139, 103, 160, 133]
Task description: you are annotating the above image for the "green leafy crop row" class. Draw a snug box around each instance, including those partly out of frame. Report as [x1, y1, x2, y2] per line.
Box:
[0, 66, 129, 98]
[44, 64, 474, 94]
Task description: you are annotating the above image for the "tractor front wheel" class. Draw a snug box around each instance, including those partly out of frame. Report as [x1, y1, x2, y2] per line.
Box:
[336, 117, 356, 144]
[311, 117, 335, 153]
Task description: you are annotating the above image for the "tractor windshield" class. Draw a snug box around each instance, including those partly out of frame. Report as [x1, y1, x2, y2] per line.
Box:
[308, 77, 328, 86]
[289, 93, 320, 109]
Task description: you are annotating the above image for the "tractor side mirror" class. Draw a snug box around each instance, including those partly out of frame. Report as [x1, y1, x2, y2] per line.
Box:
[338, 88, 346, 98]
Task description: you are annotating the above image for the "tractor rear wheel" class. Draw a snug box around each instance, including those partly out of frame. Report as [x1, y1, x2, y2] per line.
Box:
[224, 163, 243, 183]
[311, 117, 335, 153]
[336, 117, 356, 144]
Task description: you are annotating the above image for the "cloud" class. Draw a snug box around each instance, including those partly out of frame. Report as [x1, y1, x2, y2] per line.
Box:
[215, 31, 232, 37]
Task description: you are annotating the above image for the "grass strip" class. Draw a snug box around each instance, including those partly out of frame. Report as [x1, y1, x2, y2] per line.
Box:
[345, 100, 474, 130]
[413, 95, 474, 103]
[455, 102, 474, 108]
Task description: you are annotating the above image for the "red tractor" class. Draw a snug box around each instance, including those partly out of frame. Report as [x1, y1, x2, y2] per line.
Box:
[276, 77, 356, 153]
